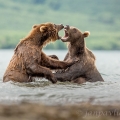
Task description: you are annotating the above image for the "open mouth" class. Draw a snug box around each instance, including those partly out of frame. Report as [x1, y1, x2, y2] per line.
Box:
[61, 29, 69, 42]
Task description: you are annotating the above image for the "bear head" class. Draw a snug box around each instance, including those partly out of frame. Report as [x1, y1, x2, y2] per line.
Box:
[61, 25, 90, 43]
[32, 22, 64, 45]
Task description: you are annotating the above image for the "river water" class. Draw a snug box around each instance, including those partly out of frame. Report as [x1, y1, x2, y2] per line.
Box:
[0, 49, 120, 105]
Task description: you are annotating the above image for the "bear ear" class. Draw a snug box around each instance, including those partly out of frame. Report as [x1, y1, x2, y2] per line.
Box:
[40, 26, 48, 32]
[32, 25, 38, 28]
[83, 31, 90, 38]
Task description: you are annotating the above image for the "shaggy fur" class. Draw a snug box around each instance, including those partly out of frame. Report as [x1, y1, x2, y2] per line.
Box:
[3, 23, 74, 83]
[54, 25, 104, 84]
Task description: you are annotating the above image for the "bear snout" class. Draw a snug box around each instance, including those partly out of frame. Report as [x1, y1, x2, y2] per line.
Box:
[59, 24, 64, 30]
[64, 25, 70, 30]
[55, 24, 64, 32]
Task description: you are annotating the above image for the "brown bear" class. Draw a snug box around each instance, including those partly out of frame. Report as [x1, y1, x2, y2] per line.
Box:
[3, 23, 75, 83]
[54, 25, 104, 84]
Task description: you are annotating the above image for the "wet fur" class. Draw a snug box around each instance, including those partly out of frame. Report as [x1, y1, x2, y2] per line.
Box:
[3, 23, 73, 83]
[54, 27, 104, 83]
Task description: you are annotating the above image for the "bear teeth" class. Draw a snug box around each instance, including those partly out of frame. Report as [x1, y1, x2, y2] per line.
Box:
[64, 30, 69, 37]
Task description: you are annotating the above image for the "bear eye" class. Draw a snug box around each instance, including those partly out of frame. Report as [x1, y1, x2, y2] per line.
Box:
[73, 28, 77, 33]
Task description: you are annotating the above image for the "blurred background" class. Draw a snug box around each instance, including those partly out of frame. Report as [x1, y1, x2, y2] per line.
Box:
[0, 0, 120, 109]
[0, 0, 120, 50]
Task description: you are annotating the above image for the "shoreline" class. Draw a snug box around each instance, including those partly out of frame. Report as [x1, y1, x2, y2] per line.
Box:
[0, 102, 120, 120]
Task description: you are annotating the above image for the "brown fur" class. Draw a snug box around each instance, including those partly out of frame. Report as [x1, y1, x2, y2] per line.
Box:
[54, 25, 104, 83]
[3, 23, 74, 83]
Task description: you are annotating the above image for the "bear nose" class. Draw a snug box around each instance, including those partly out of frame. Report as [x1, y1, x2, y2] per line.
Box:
[60, 24, 64, 28]
[64, 25, 69, 29]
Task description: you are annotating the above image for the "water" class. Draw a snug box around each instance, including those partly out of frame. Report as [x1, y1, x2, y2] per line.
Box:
[0, 49, 120, 105]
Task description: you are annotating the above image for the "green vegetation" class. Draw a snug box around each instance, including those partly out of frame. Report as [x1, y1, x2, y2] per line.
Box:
[0, 0, 120, 50]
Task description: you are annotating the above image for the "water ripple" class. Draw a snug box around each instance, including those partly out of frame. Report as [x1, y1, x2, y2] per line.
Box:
[0, 50, 120, 105]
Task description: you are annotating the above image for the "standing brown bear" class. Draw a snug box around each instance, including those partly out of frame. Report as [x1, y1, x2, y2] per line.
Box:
[54, 25, 104, 84]
[3, 23, 74, 83]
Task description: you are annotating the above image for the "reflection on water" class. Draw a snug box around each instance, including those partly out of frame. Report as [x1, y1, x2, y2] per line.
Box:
[0, 49, 120, 105]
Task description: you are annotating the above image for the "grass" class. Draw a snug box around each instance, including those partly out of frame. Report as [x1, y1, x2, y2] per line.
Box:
[0, 0, 120, 50]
